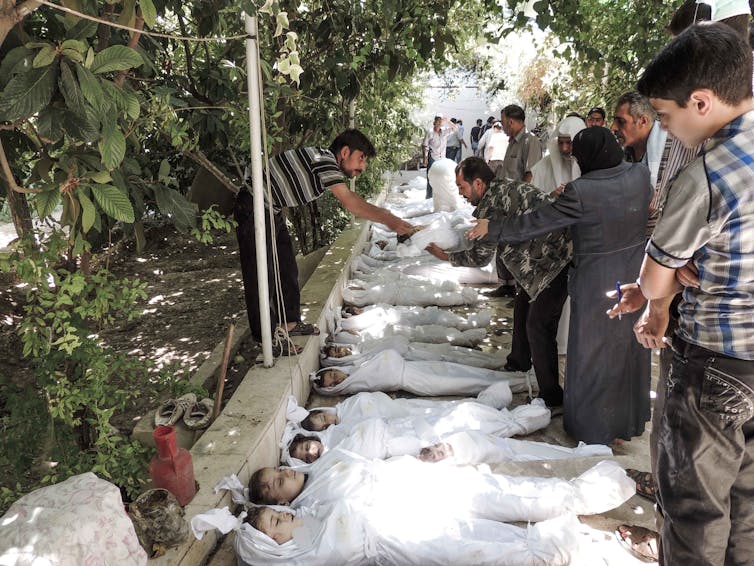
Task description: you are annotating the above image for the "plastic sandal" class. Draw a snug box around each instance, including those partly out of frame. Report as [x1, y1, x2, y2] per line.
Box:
[183, 398, 214, 429]
[154, 393, 196, 426]
[284, 321, 320, 336]
[626, 469, 657, 501]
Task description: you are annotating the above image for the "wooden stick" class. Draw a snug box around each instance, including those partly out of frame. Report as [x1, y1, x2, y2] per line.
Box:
[212, 317, 235, 420]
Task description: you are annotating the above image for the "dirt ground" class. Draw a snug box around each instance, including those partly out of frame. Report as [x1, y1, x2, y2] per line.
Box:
[0, 224, 252, 436]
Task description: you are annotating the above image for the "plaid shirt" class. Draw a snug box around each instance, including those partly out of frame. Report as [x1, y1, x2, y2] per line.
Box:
[449, 178, 572, 300]
[647, 110, 754, 359]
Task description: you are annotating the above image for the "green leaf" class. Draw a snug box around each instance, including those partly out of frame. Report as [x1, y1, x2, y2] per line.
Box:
[75, 64, 104, 109]
[61, 40, 88, 54]
[85, 47, 94, 68]
[35, 190, 60, 218]
[33, 46, 57, 68]
[124, 88, 140, 119]
[158, 159, 170, 180]
[91, 184, 134, 223]
[88, 170, 112, 183]
[153, 186, 197, 233]
[139, 0, 157, 28]
[79, 192, 96, 232]
[59, 62, 85, 114]
[0, 65, 58, 121]
[64, 105, 101, 143]
[66, 19, 98, 41]
[0, 47, 33, 89]
[37, 106, 67, 142]
[98, 119, 126, 169]
[90, 45, 143, 74]
[61, 49, 84, 64]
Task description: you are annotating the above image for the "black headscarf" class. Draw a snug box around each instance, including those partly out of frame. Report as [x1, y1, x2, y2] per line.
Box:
[571, 126, 624, 175]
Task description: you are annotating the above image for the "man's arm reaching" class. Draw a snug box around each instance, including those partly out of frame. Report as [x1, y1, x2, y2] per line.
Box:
[331, 183, 414, 235]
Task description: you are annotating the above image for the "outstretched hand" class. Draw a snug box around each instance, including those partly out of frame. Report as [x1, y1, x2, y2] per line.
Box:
[466, 218, 489, 240]
[606, 282, 646, 319]
[392, 218, 416, 236]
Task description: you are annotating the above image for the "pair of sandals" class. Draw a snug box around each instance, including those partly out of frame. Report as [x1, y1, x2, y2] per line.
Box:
[154, 393, 214, 430]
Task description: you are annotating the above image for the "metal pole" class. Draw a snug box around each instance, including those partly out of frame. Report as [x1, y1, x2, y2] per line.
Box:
[244, 14, 273, 366]
[348, 99, 356, 192]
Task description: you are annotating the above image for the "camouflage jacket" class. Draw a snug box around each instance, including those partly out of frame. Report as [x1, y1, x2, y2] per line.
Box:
[449, 178, 573, 300]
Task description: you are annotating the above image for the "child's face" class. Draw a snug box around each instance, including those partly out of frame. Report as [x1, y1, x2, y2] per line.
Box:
[650, 97, 708, 149]
[322, 369, 347, 388]
[258, 467, 306, 504]
[291, 438, 324, 463]
[308, 411, 339, 431]
[258, 508, 298, 544]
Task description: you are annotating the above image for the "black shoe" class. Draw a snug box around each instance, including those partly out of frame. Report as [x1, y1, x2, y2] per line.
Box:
[484, 285, 516, 298]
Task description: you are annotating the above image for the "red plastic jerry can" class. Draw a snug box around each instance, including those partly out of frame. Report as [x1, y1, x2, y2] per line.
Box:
[149, 425, 196, 505]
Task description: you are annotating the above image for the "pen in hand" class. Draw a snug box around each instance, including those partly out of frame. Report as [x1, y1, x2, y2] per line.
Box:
[616, 281, 622, 320]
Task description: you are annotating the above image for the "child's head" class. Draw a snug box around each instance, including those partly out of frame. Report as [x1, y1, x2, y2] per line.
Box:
[315, 369, 347, 388]
[249, 467, 306, 505]
[246, 506, 297, 544]
[301, 409, 339, 431]
[638, 22, 753, 147]
[289, 434, 324, 464]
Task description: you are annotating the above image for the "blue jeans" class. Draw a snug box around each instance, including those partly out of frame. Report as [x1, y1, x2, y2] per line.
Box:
[656, 336, 754, 565]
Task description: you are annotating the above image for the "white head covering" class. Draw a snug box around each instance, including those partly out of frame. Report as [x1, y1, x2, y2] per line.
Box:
[531, 116, 586, 192]
[698, 0, 751, 20]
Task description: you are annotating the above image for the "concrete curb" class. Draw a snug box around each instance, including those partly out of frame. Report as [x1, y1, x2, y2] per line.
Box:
[150, 217, 371, 564]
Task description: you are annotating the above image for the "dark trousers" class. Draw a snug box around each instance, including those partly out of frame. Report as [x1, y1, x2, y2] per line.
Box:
[656, 336, 754, 565]
[234, 191, 300, 342]
[445, 146, 460, 163]
[426, 156, 435, 199]
[495, 252, 515, 285]
[507, 267, 568, 406]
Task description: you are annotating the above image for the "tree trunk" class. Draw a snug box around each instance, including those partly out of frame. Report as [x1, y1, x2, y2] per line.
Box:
[0, 0, 41, 49]
[6, 183, 33, 240]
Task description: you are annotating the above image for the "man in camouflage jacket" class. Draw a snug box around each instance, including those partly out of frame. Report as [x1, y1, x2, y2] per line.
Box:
[426, 157, 571, 409]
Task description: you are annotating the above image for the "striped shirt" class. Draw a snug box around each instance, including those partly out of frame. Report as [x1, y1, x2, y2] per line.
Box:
[264, 147, 346, 211]
[646, 135, 700, 236]
[646, 110, 754, 359]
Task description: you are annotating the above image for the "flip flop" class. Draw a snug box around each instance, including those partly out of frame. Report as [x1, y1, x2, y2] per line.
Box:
[183, 398, 214, 429]
[284, 321, 320, 336]
[154, 393, 196, 426]
[615, 524, 659, 563]
[626, 468, 657, 501]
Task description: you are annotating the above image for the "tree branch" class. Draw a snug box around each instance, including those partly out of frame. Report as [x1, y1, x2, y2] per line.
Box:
[184, 149, 239, 195]
[0, 137, 41, 193]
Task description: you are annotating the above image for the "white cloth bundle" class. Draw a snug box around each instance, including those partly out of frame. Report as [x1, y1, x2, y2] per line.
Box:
[342, 279, 478, 307]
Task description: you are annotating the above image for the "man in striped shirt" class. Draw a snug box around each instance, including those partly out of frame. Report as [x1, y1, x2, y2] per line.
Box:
[235, 129, 414, 356]
[633, 24, 754, 563]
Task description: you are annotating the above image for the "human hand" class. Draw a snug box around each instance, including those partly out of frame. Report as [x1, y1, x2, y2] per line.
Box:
[676, 261, 699, 288]
[466, 218, 489, 240]
[550, 184, 566, 198]
[393, 218, 416, 236]
[606, 282, 646, 318]
[425, 243, 449, 261]
[633, 303, 670, 349]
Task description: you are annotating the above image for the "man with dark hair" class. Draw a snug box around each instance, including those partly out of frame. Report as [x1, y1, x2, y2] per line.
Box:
[470, 118, 483, 156]
[585, 107, 606, 128]
[488, 104, 544, 298]
[426, 157, 571, 410]
[235, 129, 414, 356]
[500, 104, 542, 184]
[631, 23, 754, 564]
